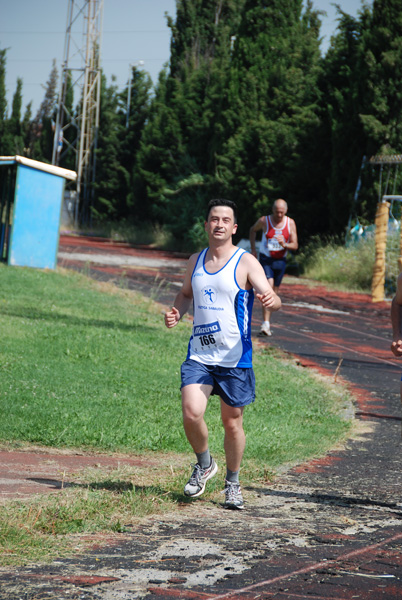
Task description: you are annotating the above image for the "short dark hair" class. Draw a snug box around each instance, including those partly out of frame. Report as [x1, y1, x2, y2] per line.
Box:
[206, 198, 238, 223]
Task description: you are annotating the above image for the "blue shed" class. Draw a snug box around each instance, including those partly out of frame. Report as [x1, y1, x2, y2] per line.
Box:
[0, 155, 77, 269]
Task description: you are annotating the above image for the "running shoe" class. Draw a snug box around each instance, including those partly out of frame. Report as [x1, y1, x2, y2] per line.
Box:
[223, 480, 244, 510]
[184, 459, 218, 498]
[259, 323, 272, 336]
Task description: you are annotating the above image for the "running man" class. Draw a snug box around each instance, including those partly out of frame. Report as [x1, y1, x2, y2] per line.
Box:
[391, 272, 402, 402]
[391, 272, 402, 432]
[164, 198, 281, 509]
[249, 199, 298, 336]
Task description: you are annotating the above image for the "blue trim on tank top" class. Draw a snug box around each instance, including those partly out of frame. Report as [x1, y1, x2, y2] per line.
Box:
[233, 250, 249, 290]
[190, 250, 205, 279]
[202, 246, 242, 275]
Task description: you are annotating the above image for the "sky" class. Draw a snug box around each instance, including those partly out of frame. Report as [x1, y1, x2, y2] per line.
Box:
[0, 0, 371, 117]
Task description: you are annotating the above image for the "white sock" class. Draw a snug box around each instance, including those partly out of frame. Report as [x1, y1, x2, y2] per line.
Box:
[263, 321, 270, 328]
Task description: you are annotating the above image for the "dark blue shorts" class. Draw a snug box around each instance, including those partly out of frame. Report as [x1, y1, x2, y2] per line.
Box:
[180, 359, 255, 408]
[259, 254, 287, 288]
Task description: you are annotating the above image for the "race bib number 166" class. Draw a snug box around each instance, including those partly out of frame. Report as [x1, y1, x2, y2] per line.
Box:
[192, 321, 223, 352]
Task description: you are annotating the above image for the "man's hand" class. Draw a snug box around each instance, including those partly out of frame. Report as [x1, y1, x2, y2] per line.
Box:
[275, 234, 286, 248]
[391, 339, 402, 357]
[164, 306, 180, 328]
[256, 288, 279, 310]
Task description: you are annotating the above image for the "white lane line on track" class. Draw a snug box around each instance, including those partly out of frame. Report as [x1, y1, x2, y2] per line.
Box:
[58, 251, 185, 269]
[267, 322, 400, 369]
[284, 301, 349, 315]
[282, 304, 391, 344]
[211, 531, 402, 600]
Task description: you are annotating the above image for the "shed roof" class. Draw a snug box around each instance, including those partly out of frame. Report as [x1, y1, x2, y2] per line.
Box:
[0, 155, 77, 181]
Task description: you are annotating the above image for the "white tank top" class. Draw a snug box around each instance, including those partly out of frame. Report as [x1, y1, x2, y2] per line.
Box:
[186, 247, 254, 368]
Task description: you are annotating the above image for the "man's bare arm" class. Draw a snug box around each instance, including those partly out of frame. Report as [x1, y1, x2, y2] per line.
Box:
[164, 254, 197, 328]
[240, 252, 281, 312]
[391, 273, 402, 356]
[249, 217, 264, 258]
[287, 218, 299, 251]
[276, 218, 298, 251]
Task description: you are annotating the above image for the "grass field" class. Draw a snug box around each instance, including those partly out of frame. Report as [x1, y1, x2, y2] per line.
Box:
[0, 264, 352, 565]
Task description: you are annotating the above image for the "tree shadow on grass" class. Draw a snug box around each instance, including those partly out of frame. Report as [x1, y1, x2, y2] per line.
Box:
[0, 305, 155, 333]
[27, 477, 187, 504]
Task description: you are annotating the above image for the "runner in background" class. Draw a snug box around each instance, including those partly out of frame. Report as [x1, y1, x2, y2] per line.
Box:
[390, 272, 402, 418]
[249, 199, 298, 336]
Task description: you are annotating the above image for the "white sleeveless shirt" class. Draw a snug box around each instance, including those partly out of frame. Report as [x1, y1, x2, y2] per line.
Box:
[186, 247, 254, 368]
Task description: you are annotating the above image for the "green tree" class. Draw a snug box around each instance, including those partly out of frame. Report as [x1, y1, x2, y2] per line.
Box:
[135, 71, 185, 224]
[22, 101, 32, 155]
[217, 0, 324, 238]
[92, 76, 124, 221]
[323, 5, 372, 231]
[7, 78, 24, 154]
[28, 59, 58, 162]
[119, 66, 152, 219]
[323, 0, 402, 230]
[358, 0, 402, 153]
[91, 67, 152, 223]
[0, 49, 9, 156]
[357, 0, 402, 219]
[137, 0, 243, 248]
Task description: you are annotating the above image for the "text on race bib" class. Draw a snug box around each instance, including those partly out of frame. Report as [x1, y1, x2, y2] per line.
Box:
[267, 236, 283, 251]
[192, 321, 225, 352]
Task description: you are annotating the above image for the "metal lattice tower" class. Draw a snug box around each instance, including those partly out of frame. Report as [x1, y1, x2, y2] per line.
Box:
[52, 0, 104, 225]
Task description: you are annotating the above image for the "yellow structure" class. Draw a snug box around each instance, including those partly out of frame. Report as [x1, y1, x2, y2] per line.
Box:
[371, 201, 390, 302]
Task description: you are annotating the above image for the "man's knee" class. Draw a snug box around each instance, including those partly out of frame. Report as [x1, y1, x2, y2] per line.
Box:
[182, 384, 210, 421]
[222, 413, 243, 436]
[182, 403, 204, 425]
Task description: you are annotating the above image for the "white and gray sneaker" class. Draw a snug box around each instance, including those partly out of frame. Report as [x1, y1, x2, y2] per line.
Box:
[260, 322, 272, 336]
[223, 480, 244, 510]
[184, 459, 218, 498]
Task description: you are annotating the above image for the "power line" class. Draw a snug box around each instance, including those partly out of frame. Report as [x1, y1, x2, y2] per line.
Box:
[7, 58, 166, 62]
[0, 29, 169, 34]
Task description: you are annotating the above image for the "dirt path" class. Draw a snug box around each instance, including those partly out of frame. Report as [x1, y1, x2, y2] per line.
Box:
[0, 235, 401, 599]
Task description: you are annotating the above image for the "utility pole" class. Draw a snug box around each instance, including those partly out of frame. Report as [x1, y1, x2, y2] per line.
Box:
[52, 0, 104, 227]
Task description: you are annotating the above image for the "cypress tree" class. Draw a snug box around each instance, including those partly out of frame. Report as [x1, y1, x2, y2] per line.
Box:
[322, 8, 365, 231]
[0, 77, 25, 156]
[359, 0, 402, 154]
[324, 0, 402, 230]
[217, 0, 324, 238]
[92, 76, 124, 221]
[8, 78, 24, 152]
[136, 0, 243, 249]
[22, 102, 32, 156]
[28, 60, 59, 162]
[0, 49, 9, 156]
[119, 66, 152, 220]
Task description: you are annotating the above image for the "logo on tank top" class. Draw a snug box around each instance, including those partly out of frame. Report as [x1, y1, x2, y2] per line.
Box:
[202, 286, 217, 304]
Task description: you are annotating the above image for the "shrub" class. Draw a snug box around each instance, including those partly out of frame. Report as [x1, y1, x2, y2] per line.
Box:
[297, 235, 375, 291]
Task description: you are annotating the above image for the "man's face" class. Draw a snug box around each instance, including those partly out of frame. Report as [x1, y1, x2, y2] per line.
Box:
[205, 206, 237, 241]
[273, 202, 287, 220]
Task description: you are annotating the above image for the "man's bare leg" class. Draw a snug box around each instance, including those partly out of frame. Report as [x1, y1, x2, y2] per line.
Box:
[181, 383, 211, 453]
[182, 383, 217, 497]
[261, 277, 275, 335]
[220, 401, 245, 472]
[221, 400, 245, 509]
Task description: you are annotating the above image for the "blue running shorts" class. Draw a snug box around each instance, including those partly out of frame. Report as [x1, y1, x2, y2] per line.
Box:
[181, 358, 255, 408]
[259, 254, 287, 288]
